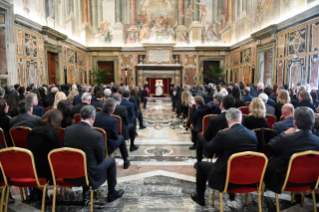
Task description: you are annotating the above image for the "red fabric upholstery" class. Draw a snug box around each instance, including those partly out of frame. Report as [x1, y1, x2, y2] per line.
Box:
[10, 128, 31, 149]
[280, 116, 285, 121]
[112, 115, 121, 134]
[97, 108, 102, 112]
[228, 186, 259, 194]
[245, 102, 250, 107]
[74, 114, 81, 124]
[10, 177, 47, 187]
[49, 150, 86, 180]
[0, 181, 5, 187]
[202, 116, 211, 133]
[94, 128, 107, 156]
[0, 129, 6, 148]
[227, 154, 266, 193]
[239, 107, 249, 115]
[45, 107, 52, 112]
[55, 128, 65, 147]
[265, 115, 277, 129]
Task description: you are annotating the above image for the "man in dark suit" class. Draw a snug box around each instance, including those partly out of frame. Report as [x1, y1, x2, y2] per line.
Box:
[191, 108, 258, 206]
[140, 85, 147, 109]
[273, 103, 294, 134]
[120, 90, 135, 125]
[242, 87, 253, 103]
[113, 93, 139, 151]
[202, 86, 214, 104]
[259, 93, 275, 115]
[190, 86, 198, 97]
[129, 92, 146, 129]
[264, 87, 275, 106]
[256, 82, 264, 96]
[196, 95, 235, 162]
[72, 92, 91, 116]
[64, 105, 124, 201]
[91, 90, 105, 109]
[196, 85, 205, 96]
[73, 85, 87, 105]
[93, 98, 131, 169]
[44, 87, 58, 108]
[18, 87, 26, 102]
[264, 107, 319, 194]
[26, 93, 45, 117]
[210, 93, 223, 115]
[10, 100, 41, 128]
[189, 96, 212, 150]
[64, 84, 70, 97]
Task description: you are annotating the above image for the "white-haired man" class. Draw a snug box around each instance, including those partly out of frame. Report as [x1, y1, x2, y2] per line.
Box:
[259, 93, 275, 115]
[72, 92, 92, 116]
[256, 82, 264, 96]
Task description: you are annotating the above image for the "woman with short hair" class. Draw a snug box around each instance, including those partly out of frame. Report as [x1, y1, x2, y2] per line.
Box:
[242, 97, 268, 130]
[297, 90, 316, 112]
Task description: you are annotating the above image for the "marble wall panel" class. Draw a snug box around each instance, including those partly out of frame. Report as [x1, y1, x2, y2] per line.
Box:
[184, 55, 197, 67]
[67, 66, 75, 84]
[17, 58, 24, 86]
[233, 51, 240, 66]
[16, 29, 23, 56]
[39, 61, 45, 85]
[310, 21, 319, 52]
[0, 27, 7, 75]
[38, 37, 44, 59]
[67, 48, 75, 64]
[277, 34, 286, 58]
[243, 48, 251, 63]
[24, 33, 37, 58]
[184, 68, 196, 86]
[288, 27, 307, 55]
[121, 69, 133, 85]
[309, 54, 319, 88]
[276, 60, 285, 86]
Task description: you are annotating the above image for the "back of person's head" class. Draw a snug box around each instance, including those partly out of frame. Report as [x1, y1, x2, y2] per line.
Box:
[257, 82, 264, 90]
[282, 103, 294, 116]
[225, 108, 242, 123]
[263, 87, 272, 96]
[65, 84, 70, 91]
[103, 98, 117, 113]
[243, 87, 250, 95]
[53, 91, 67, 108]
[194, 96, 204, 106]
[294, 107, 315, 130]
[122, 90, 130, 98]
[258, 93, 268, 103]
[51, 86, 58, 94]
[104, 89, 112, 98]
[219, 82, 225, 87]
[0, 99, 7, 116]
[192, 85, 197, 90]
[299, 90, 312, 103]
[41, 109, 62, 129]
[18, 100, 32, 113]
[26, 86, 32, 92]
[213, 92, 223, 104]
[277, 90, 290, 104]
[222, 95, 235, 109]
[94, 86, 101, 96]
[220, 88, 228, 96]
[111, 85, 119, 93]
[231, 85, 242, 102]
[25, 93, 37, 103]
[81, 92, 92, 101]
[113, 93, 122, 102]
[95, 90, 104, 99]
[81, 85, 88, 93]
[18, 87, 25, 95]
[181, 90, 193, 106]
[249, 97, 266, 118]
[198, 85, 204, 92]
[72, 84, 77, 90]
[80, 105, 96, 120]
[311, 91, 317, 102]
[205, 86, 212, 93]
[14, 84, 20, 91]
[57, 100, 72, 118]
[0, 87, 5, 96]
[131, 88, 138, 97]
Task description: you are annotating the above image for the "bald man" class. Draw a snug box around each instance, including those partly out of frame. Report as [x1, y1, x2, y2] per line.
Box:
[272, 103, 294, 134]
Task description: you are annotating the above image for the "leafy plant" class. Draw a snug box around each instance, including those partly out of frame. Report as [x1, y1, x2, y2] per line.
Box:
[206, 64, 225, 84]
[91, 67, 111, 85]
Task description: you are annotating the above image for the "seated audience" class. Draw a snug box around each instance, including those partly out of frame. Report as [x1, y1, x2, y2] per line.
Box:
[93, 99, 131, 169]
[232, 85, 245, 108]
[211, 93, 223, 114]
[44, 86, 58, 108]
[256, 82, 264, 96]
[91, 90, 105, 109]
[270, 84, 278, 101]
[311, 90, 319, 109]
[177, 90, 194, 119]
[264, 107, 319, 194]
[67, 84, 79, 103]
[6, 90, 19, 117]
[263, 87, 275, 106]
[196, 95, 235, 163]
[73, 85, 87, 105]
[259, 93, 275, 115]
[0, 100, 13, 146]
[296, 90, 316, 112]
[242, 87, 253, 103]
[72, 92, 91, 116]
[189, 96, 211, 150]
[9, 100, 41, 128]
[191, 108, 258, 206]
[202, 86, 214, 104]
[273, 103, 294, 135]
[121, 90, 135, 124]
[57, 100, 74, 128]
[113, 93, 139, 151]
[242, 97, 268, 130]
[53, 91, 67, 108]
[104, 89, 112, 98]
[0, 88, 5, 100]
[291, 86, 306, 107]
[26, 93, 45, 117]
[273, 90, 290, 121]
[18, 87, 26, 101]
[64, 105, 124, 201]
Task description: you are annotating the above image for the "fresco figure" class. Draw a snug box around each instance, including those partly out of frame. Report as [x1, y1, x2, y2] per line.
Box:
[195, 2, 207, 25]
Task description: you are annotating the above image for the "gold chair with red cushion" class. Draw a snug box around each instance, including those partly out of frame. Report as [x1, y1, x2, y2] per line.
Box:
[97, 107, 102, 113]
[55, 127, 65, 147]
[253, 128, 276, 158]
[93, 127, 108, 156]
[245, 102, 251, 107]
[9, 126, 31, 149]
[111, 114, 130, 152]
[265, 114, 277, 129]
[0, 128, 8, 148]
[45, 106, 52, 112]
[73, 113, 81, 124]
[200, 114, 217, 135]
[238, 106, 249, 115]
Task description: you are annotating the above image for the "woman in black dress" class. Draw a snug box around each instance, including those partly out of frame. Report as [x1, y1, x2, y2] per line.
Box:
[232, 85, 245, 108]
[57, 100, 74, 128]
[242, 97, 268, 130]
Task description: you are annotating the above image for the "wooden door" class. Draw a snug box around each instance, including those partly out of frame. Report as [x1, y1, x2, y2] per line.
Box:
[98, 61, 114, 84]
[47, 52, 57, 84]
[244, 66, 251, 86]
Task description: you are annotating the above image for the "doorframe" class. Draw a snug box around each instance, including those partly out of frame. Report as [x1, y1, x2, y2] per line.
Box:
[44, 43, 63, 85]
[198, 56, 225, 85]
[92, 56, 119, 85]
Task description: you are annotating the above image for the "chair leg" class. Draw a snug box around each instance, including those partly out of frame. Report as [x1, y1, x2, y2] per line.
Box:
[64, 188, 68, 200]
[244, 193, 248, 205]
[4, 186, 10, 212]
[24, 187, 28, 200]
[257, 192, 262, 212]
[275, 193, 280, 212]
[90, 187, 94, 212]
[211, 189, 215, 206]
[96, 189, 99, 199]
[219, 192, 223, 212]
[52, 186, 57, 212]
[19, 187, 24, 201]
[41, 184, 48, 212]
[261, 183, 265, 202]
[312, 190, 317, 212]
[301, 191, 306, 206]
[291, 192, 296, 203]
[0, 186, 6, 212]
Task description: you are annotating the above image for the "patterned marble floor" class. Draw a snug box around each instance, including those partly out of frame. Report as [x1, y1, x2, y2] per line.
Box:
[7, 98, 318, 211]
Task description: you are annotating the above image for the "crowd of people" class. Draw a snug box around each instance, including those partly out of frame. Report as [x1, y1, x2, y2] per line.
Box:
[0, 82, 148, 202]
[170, 79, 319, 206]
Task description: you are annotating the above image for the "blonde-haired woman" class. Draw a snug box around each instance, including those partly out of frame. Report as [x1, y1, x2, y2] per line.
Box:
[53, 92, 67, 108]
[242, 97, 268, 130]
[273, 90, 290, 121]
[178, 90, 194, 118]
[67, 85, 79, 103]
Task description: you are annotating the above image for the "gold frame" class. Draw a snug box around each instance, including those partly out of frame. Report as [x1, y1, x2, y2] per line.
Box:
[97, 107, 102, 112]
[0, 147, 49, 212]
[73, 113, 81, 123]
[252, 128, 275, 132]
[212, 151, 268, 212]
[92, 127, 108, 156]
[48, 147, 93, 212]
[111, 114, 130, 153]
[0, 128, 8, 148]
[201, 114, 217, 134]
[111, 114, 122, 135]
[9, 126, 32, 147]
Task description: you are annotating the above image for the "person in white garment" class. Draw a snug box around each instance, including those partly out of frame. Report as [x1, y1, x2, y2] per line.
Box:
[155, 80, 164, 96]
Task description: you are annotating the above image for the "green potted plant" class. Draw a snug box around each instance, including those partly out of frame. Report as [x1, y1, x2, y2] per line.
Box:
[206, 64, 225, 84]
[90, 67, 111, 86]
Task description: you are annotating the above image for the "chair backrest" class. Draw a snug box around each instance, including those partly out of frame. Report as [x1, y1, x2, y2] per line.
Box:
[202, 114, 216, 133]
[253, 128, 276, 157]
[238, 106, 250, 115]
[45, 107, 52, 112]
[111, 114, 122, 135]
[74, 113, 81, 124]
[265, 114, 277, 129]
[282, 151, 319, 191]
[245, 102, 251, 107]
[55, 127, 65, 147]
[224, 151, 268, 192]
[0, 128, 7, 148]
[0, 147, 41, 186]
[93, 127, 108, 156]
[48, 148, 89, 187]
[9, 126, 32, 149]
[97, 107, 102, 113]
[280, 115, 285, 121]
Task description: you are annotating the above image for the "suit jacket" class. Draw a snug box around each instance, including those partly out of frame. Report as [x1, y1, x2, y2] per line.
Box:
[265, 104, 275, 115]
[211, 104, 221, 115]
[242, 115, 268, 130]
[91, 100, 104, 109]
[203, 112, 228, 141]
[256, 89, 263, 96]
[242, 94, 253, 103]
[272, 116, 294, 135]
[93, 111, 120, 154]
[267, 98, 275, 106]
[273, 103, 283, 121]
[264, 130, 319, 193]
[250, 89, 257, 97]
[33, 105, 45, 117]
[120, 99, 135, 124]
[190, 104, 212, 132]
[113, 105, 130, 140]
[72, 102, 89, 116]
[73, 93, 83, 105]
[19, 94, 25, 102]
[129, 97, 139, 113]
[44, 93, 55, 108]
[296, 101, 316, 112]
[9, 113, 41, 129]
[64, 122, 108, 189]
[202, 93, 214, 104]
[204, 124, 258, 191]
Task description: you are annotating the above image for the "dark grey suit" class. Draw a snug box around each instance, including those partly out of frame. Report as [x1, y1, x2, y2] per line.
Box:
[265, 104, 275, 115]
[9, 113, 41, 129]
[272, 116, 294, 135]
